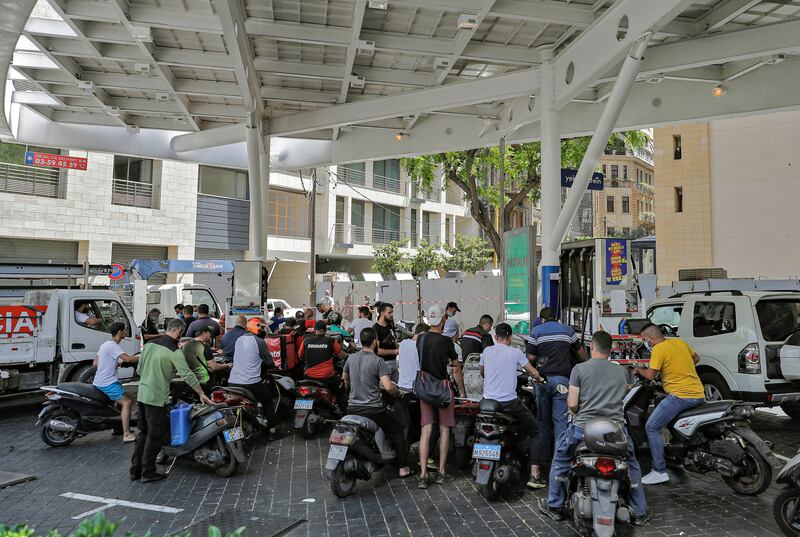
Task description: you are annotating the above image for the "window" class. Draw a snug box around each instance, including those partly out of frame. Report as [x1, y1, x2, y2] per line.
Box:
[755, 299, 800, 342]
[637, 169, 641, 181]
[673, 135, 682, 160]
[112, 156, 156, 208]
[113, 155, 152, 183]
[373, 159, 401, 193]
[372, 204, 401, 244]
[335, 196, 345, 243]
[638, 200, 642, 213]
[352, 200, 365, 242]
[623, 165, 628, 180]
[445, 216, 451, 245]
[610, 165, 618, 179]
[73, 299, 130, 334]
[0, 141, 64, 198]
[182, 289, 220, 319]
[198, 166, 248, 199]
[410, 208, 418, 247]
[340, 162, 365, 185]
[422, 211, 432, 241]
[606, 196, 615, 213]
[622, 227, 630, 236]
[0, 140, 61, 165]
[607, 227, 615, 236]
[674, 186, 683, 213]
[693, 302, 737, 338]
[602, 165, 607, 177]
[647, 304, 684, 334]
[267, 189, 309, 238]
[622, 196, 630, 213]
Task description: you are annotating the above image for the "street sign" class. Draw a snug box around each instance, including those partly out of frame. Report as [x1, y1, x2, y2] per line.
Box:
[561, 168, 604, 190]
[109, 263, 126, 281]
[24, 151, 88, 170]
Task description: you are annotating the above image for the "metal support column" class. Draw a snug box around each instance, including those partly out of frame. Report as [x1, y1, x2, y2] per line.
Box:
[245, 117, 265, 260]
[539, 48, 560, 311]
[259, 126, 271, 259]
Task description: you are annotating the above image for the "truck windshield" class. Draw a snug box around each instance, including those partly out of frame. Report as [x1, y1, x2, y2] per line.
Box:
[182, 289, 219, 318]
[755, 299, 800, 342]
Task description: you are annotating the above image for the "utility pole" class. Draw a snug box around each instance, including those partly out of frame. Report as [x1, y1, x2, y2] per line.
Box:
[308, 169, 317, 308]
[499, 137, 506, 236]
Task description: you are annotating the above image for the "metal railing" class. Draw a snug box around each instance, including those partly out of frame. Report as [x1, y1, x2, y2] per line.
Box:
[0, 162, 60, 198]
[372, 173, 406, 195]
[373, 228, 406, 245]
[332, 223, 370, 245]
[421, 233, 440, 245]
[112, 179, 155, 208]
[338, 166, 366, 186]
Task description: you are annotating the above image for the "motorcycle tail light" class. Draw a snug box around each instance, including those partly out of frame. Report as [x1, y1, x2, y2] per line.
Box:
[211, 390, 226, 403]
[329, 430, 355, 445]
[478, 462, 492, 471]
[298, 386, 313, 397]
[595, 457, 617, 477]
[596, 517, 613, 526]
[481, 424, 496, 434]
[45, 392, 59, 399]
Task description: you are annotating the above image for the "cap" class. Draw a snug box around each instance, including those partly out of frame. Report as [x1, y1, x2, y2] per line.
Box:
[443, 323, 458, 338]
[495, 322, 513, 337]
[446, 301, 461, 312]
[426, 304, 444, 324]
[314, 320, 327, 331]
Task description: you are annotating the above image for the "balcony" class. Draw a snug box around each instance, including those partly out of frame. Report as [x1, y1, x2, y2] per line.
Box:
[0, 162, 60, 198]
[421, 233, 440, 245]
[640, 211, 655, 223]
[112, 179, 156, 208]
[333, 223, 403, 246]
[373, 173, 406, 195]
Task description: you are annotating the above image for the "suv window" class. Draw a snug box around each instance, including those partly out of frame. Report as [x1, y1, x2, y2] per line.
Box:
[693, 301, 736, 337]
[181, 289, 219, 318]
[648, 304, 683, 335]
[755, 299, 800, 342]
[74, 299, 130, 334]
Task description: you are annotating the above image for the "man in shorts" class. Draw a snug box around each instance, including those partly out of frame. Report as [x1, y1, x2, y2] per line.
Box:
[417, 305, 466, 489]
[92, 322, 139, 442]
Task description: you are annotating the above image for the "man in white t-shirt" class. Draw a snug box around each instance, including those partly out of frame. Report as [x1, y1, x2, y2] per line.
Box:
[479, 322, 544, 490]
[349, 306, 374, 349]
[93, 322, 139, 442]
[397, 323, 429, 391]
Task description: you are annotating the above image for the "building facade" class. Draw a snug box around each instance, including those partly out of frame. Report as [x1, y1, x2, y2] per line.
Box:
[654, 111, 800, 284]
[592, 152, 656, 238]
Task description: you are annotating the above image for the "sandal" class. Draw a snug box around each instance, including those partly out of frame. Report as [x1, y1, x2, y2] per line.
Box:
[123, 433, 137, 443]
[398, 468, 417, 479]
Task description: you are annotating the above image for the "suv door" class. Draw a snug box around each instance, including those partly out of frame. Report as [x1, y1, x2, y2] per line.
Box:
[646, 302, 684, 337]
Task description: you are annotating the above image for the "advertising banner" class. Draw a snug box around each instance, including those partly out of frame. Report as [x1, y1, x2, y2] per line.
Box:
[605, 239, 628, 286]
[503, 225, 537, 334]
[25, 151, 88, 170]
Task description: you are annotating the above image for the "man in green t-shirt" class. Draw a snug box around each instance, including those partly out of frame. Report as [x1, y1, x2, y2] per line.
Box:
[181, 326, 232, 389]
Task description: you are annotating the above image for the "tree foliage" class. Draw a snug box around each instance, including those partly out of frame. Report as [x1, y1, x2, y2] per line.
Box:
[0, 513, 243, 537]
[406, 240, 442, 277]
[443, 235, 493, 274]
[371, 240, 406, 274]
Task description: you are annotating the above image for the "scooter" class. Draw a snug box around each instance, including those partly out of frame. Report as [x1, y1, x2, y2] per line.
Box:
[36, 382, 132, 447]
[293, 379, 343, 438]
[471, 398, 529, 500]
[325, 400, 399, 498]
[452, 398, 479, 469]
[624, 378, 779, 495]
[210, 385, 270, 439]
[162, 403, 246, 477]
[773, 448, 800, 536]
[566, 418, 633, 537]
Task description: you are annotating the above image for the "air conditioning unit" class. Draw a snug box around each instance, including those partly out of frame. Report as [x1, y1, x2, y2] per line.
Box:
[349, 76, 365, 89]
[356, 40, 375, 56]
[458, 14, 478, 30]
[155, 92, 170, 101]
[134, 63, 151, 74]
[130, 24, 152, 42]
[77, 80, 95, 93]
[433, 57, 452, 71]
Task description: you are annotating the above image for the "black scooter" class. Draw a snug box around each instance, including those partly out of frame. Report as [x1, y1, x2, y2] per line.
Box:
[774, 448, 800, 536]
[162, 404, 246, 477]
[37, 382, 131, 446]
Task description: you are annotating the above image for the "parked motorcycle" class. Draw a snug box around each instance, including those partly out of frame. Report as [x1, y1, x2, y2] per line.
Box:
[471, 398, 529, 500]
[452, 398, 479, 469]
[293, 379, 343, 438]
[37, 382, 131, 446]
[325, 401, 400, 498]
[567, 418, 634, 537]
[161, 403, 246, 477]
[773, 448, 800, 536]
[210, 385, 269, 438]
[624, 378, 779, 495]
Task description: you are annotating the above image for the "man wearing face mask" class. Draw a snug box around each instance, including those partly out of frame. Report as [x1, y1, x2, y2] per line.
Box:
[141, 308, 162, 342]
[444, 302, 460, 340]
[634, 324, 705, 485]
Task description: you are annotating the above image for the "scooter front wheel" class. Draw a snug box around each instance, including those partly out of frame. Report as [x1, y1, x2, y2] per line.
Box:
[330, 458, 357, 498]
[773, 487, 800, 537]
[214, 437, 239, 477]
[40, 408, 79, 447]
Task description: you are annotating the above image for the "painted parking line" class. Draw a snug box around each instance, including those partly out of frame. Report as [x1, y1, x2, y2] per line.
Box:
[61, 492, 183, 520]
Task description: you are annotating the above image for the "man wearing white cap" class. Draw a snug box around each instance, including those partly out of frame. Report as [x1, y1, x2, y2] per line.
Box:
[417, 304, 466, 489]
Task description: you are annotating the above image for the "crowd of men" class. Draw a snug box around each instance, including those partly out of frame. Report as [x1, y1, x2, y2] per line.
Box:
[87, 295, 708, 526]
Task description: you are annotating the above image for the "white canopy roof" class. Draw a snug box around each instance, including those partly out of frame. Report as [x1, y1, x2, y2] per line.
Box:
[4, 0, 800, 170]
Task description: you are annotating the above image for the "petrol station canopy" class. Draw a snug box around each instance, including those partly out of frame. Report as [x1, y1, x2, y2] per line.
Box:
[3, 0, 800, 172]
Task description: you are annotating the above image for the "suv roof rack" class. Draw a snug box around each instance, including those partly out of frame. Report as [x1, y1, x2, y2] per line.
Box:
[669, 290, 744, 298]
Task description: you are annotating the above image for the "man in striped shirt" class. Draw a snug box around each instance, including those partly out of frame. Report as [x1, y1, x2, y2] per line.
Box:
[526, 307, 585, 489]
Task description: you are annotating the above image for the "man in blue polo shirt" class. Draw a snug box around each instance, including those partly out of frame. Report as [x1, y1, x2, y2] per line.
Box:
[526, 307, 585, 489]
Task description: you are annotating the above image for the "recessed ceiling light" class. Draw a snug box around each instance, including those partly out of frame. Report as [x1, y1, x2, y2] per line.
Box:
[711, 84, 726, 97]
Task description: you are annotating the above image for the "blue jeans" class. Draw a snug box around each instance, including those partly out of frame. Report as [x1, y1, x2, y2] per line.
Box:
[547, 424, 648, 517]
[645, 395, 704, 472]
[533, 375, 570, 466]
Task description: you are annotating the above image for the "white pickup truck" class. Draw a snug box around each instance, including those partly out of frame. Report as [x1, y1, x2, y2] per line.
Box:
[0, 289, 139, 400]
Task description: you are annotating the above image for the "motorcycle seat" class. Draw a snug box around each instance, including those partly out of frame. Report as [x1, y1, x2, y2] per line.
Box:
[575, 442, 590, 454]
[340, 414, 380, 433]
[297, 379, 333, 389]
[674, 401, 733, 419]
[223, 386, 257, 402]
[478, 399, 517, 422]
[191, 403, 228, 419]
[57, 382, 112, 404]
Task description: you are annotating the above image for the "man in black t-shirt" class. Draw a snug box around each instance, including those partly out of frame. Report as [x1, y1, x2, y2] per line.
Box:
[140, 308, 162, 342]
[460, 314, 494, 361]
[417, 305, 466, 489]
[373, 303, 399, 376]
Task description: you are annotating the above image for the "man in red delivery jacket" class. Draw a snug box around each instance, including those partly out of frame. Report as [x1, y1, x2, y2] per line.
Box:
[299, 320, 348, 409]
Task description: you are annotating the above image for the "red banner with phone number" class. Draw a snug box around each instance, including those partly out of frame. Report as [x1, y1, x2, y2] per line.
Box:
[26, 151, 88, 170]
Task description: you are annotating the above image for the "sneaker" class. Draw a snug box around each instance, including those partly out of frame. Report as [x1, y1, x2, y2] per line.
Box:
[426, 458, 438, 471]
[527, 475, 547, 490]
[141, 472, 168, 483]
[417, 475, 429, 490]
[434, 473, 450, 485]
[631, 509, 654, 526]
[537, 498, 565, 521]
[641, 471, 669, 485]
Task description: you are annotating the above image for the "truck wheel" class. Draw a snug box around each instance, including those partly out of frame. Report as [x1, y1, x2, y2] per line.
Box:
[780, 402, 800, 421]
[699, 371, 732, 401]
[71, 364, 96, 384]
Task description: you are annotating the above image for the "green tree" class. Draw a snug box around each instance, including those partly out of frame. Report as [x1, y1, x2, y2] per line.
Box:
[402, 131, 648, 263]
[406, 240, 442, 277]
[443, 234, 493, 274]
[371, 240, 406, 274]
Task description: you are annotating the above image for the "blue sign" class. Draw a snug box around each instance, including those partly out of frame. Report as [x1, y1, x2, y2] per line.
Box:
[561, 168, 604, 191]
[24, 151, 34, 165]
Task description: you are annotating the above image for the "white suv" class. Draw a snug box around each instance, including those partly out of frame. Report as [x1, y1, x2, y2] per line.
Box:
[645, 290, 800, 421]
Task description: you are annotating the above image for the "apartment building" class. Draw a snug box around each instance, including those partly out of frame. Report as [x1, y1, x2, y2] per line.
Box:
[654, 111, 800, 284]
[592, 151, 656, 238]
[0, 140, 473, 307]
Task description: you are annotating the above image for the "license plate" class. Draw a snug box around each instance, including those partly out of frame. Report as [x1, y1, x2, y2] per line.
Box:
[472, 443, 501, 461]
[294, 399, 314, 410]
[328, 444, 348, 461]
[224, 427, 244, 443]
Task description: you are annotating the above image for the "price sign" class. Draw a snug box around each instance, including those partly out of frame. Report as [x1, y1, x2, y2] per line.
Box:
[25, 151, 88, 170]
